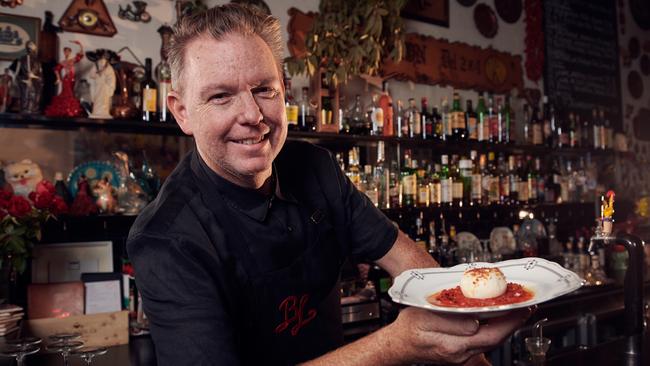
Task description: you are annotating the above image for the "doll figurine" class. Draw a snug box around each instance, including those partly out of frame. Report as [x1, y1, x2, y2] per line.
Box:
[88, 49, 116, 119]
[45, 41, 85, 117]
[9, 41, 42, 113]
[93, 176, 117, 213]
[70, 174, 98, 216]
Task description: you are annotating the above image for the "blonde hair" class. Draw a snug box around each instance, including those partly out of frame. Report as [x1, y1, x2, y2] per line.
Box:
[168, 3, 283, 93]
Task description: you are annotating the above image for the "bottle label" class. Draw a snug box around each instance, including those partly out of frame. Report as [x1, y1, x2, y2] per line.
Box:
[402, 174, 416, 195]
[441, 179, 452, 203]
[468, 117, 478, 139]
[431, 182, 442, 204]
[286, 105, 298, 125]
[488, 176, 499, 203]
[532, 124, 543, 145]
[489, 115, 499, 140]
[529, 178, 537, 199]
[452, 181, 464, 200]
[500, 176, 510, 198]
[519, 181, 529, 201]
[471, 174, 481, 200]
[418, 186, 429, 205]
[143, 88, 157, 112]
[372, 108, 384, 128]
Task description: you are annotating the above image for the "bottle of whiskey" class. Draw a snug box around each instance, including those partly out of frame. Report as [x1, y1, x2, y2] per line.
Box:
[430, 164, 442, 207]
[431, 105, 442, 141]
[400, 150, 417, 207]
[466, 99, 478, 142]
[285, 81, 299, 131]
[451, 92, 466, 141]
[299, 87, 317, 132]
[406, 98, 421, 139]
[379, 81, 394, 137]
[476, 93, 487, 143]
[470, 151, 482, 206]
[374, 141, 389, 209]
[141, 58, 158, 122]
[421, 97, 432, 140]
[155, 56, 172, 122]
[441, 97, 452, 142]
[488, 95, 498, 144]
[440, 155, 453, 207]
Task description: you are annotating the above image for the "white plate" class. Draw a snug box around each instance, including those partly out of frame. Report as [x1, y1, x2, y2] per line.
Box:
[388, 258, 584, 317]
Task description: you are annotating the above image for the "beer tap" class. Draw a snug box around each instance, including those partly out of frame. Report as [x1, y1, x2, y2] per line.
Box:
[588, 191, 645, 366]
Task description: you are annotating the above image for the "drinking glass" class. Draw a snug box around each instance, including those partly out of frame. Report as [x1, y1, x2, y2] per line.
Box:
[72, 347, 108, 365]
[46, 334, 84, 366]
[0, 337, 42, 366]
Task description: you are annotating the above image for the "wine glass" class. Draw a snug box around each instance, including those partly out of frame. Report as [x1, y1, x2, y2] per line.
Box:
[0, 337, 42, 366]
[46, 333, 84, 366]
[72, 347, 108, 365]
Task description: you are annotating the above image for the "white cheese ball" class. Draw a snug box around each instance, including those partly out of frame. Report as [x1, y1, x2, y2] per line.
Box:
[460, 267, 507, 299]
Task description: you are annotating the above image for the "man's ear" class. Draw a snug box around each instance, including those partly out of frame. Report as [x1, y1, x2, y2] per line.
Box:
[168, 90, 192, 135]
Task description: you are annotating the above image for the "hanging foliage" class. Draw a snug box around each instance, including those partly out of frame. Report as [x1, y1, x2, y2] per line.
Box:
[285, 0, 407, 86]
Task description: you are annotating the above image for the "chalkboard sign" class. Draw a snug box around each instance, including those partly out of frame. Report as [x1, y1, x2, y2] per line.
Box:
[544, 0, 622, 130]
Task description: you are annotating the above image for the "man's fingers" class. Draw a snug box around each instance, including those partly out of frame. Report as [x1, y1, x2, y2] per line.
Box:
[421, 311, 480, 336]
[466, 308, 531, 349]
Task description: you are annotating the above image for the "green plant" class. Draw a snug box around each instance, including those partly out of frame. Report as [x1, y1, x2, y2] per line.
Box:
[0, 181, 67, 274]
[285, 0, 407, 86]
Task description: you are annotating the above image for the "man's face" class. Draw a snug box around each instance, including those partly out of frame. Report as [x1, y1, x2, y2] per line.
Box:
[171, 33, 287, 188]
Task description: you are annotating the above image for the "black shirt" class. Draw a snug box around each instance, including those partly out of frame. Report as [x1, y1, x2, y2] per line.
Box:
[127, 141, 397, 365]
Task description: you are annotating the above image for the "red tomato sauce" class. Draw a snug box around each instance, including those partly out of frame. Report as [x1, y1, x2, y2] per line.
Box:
[428, 283, 534, 308]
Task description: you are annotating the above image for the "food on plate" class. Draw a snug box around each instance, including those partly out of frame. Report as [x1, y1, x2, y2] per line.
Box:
[428, 267, 534, 307]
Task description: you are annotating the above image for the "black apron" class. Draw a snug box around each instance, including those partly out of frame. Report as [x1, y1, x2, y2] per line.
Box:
[194, 157, 345, 365]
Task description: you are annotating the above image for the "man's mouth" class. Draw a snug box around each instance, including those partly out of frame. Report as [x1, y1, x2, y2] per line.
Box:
[233, 133, 268, 145]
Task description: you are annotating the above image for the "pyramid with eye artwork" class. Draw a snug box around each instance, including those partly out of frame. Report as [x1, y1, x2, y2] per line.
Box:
[58, 0, 117, 37]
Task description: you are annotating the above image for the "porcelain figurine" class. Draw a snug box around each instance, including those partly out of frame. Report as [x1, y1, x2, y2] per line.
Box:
[93, 176, 117, 213]
[9, 41, 42, 113]
[45, 40, 85, 117]
[3, 159, 43, 197]
[88, 50, 116, 119]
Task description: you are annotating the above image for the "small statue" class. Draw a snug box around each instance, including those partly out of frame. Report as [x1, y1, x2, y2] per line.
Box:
[88, 49, 117, 119]
[70, 174, 99, 216]
[114, 151, 148, 215]
[0, 68, 13, 112]
[9, 41, 42, 113]
[3, 159, 43, 197]
[118, 1, 152, 23]
[93, 176, 117, 213]
[45, 41, 85, 117]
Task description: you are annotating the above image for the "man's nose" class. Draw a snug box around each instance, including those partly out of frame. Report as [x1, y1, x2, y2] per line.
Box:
[236, 91, 263, 125]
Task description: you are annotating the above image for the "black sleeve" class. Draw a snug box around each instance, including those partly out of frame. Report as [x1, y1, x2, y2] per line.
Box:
[127, 233, 241, 366]
[329, 153, 398, 262]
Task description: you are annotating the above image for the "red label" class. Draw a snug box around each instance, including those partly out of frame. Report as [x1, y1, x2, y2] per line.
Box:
[274, 294, 317, 336]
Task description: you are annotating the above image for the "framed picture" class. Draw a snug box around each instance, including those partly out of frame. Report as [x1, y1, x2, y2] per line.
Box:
[401, 0, 450, 28]
[0, 13, 40, 60]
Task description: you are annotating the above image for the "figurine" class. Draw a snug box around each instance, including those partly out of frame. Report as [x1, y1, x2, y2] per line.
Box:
[40, 11, 62, 110]
[70, 174, 98, 216]
[118, 1, 151, 23]
[9, 41, 42, 113]
[0, 68, 13, 112]
[3, 159, 43, 197]
[93, 176, 117, 213]
[0, 0, 23, 8]
[113, 151, 148, 214]
[88, 49, 116, 119]
[45, 41, 85, 117]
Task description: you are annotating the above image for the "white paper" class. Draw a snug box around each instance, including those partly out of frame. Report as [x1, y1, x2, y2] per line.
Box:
[84, 280, 122, 314]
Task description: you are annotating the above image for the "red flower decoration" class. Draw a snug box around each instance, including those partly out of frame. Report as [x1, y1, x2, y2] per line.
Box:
[0, 189, 12, 209]
[35, 180, 56, 195]
[50, 196, 68, 215]
[32, 191, 54, 210]
[0, 209, 5, 220]
[7, 195, 31, 218]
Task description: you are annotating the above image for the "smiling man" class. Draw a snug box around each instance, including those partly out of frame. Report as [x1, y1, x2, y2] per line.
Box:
[126, 4, 529, 366]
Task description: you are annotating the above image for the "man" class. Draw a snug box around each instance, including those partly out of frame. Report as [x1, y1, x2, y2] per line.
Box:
[127, 4, 529, 365]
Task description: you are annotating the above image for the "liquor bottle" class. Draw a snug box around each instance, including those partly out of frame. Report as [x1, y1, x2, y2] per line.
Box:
[508, 155, 519, 205]
[155, 56, 173, 122]
[476, 93, 487, 143]
[388, 161, 400, 208]
[363, 165, 379, 205]
[370, 94, 384, 135]
[338, 95, 349, 134]
[406, 98, 421, 138]
[542, 96, 554, 147]
[558, 111, 569, 148]
[440, 155, 453, 207]
[488, 95, 498, 143]
[516, 156, 529, 204]
[451, 92, 466, 141]
[441, 97, 452, 142]
[505, 95, 514, 144]
[374, 141, 390, 209]
[530, 105, 542, 145]
[498, 153, 510, 205]
[567, 112, 577, 148]
[466, 100, 478, 141]
[396, 99, 404, 138]
[417, 163, 430, 207]
[487, 152, 499, 205]
[428, 220, 440, 262]
[600, 109, 612, 149]
[379, 81, 394, 137]
[470, 151, 482, 206]
[141, 58, 158, 122]
[459, 157, 472, 207]
[421, 97, 432, 140]
[526, 156, 538, 204]
[451, 155, 464, 207]
[348, 95, 370, 135]
[572, 114, 581, 148]
[346, 147, 361, 189]
[479, 154, 490, 206]
[431, 105, 442, 141]
[582, 112, 592, 148]
[54, 171, 72, 205]
[299, 87, 317, 132]
[429, 164, 442, 207]
[414, 212, 427, 253]
[592, 108, 601, 150]
[496, 97, 506, 144]
[285, 81, 299, 131]
[400, 150, 417, 207]
[534, 157, 545, 203]
[522, 104, 531, 144]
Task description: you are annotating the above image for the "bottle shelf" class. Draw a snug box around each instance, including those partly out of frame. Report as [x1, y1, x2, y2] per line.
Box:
[1, 113, 615, 157]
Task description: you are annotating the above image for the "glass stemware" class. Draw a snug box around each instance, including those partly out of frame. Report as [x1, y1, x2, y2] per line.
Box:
[0, 337, 42, 366]
[46, 333, 84, 366]
[72, 347, 108, 365]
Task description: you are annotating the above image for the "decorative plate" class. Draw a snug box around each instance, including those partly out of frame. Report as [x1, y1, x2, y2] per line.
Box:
[474, 4, 498, 39]
[489, 227, 516, 255]
[388, 258, 584, 317]
[495, 0, 522, 24]
[456, 231, 481, 252]
[628, 70, 644, 99]
[67, 161, 121, 197]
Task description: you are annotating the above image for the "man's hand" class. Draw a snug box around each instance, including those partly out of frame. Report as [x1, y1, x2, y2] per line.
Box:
[385, 307, 532, 365]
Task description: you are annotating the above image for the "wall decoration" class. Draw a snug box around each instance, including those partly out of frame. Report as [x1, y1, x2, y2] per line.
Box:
[627, 70, 643, 99]
[401, 0, 449, 27]
[118, 1, 151, 23]
[524, 0, 543, 82]
[381, 33, 523, 94]
[629, 37, 640, 59]
[58, 0, 117, 37]
[457, 0, 477, 7]
[0, 0, 22, 8]
[474, 4, 498, 38]
[495, 0, 522, 24]
[0, 13, 40, 60]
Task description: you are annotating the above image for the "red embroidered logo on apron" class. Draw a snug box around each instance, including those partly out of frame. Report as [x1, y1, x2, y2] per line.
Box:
[274, 294, 317, 336]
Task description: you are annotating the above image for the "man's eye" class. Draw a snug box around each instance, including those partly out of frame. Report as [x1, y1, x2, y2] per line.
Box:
[210, 93, 231, 103]
[253, 87, 278, 98]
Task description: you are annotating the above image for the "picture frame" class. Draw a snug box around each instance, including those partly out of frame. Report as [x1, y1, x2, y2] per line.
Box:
[0, 12, 40, 60]
[401, 0, 450, 28]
